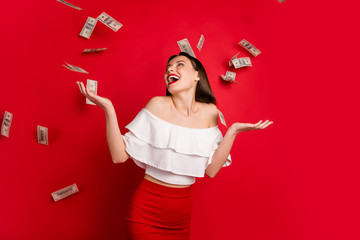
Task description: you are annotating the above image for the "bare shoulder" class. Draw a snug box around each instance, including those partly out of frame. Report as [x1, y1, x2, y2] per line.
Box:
[200, 102, 219, 127]
[144, 96, 170, 114]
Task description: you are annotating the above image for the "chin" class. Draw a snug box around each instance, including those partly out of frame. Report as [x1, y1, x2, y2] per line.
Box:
[167, 88, 175, 95]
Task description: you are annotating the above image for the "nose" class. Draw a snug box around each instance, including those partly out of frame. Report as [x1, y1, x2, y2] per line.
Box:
[167, 65, 175, 74]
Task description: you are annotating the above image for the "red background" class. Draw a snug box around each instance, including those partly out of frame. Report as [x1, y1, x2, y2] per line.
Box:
[1, 0, 359, 239]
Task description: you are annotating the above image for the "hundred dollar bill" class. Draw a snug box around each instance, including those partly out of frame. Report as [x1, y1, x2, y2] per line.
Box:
[57, 0, 82, 10]
[1, 111, 13, 137]
[82, 48, 107, 53]
[86, 79, 98, 105]
[80, 17, 97, 39]
[238, 39, 261, 57]
[221, 71, 237, 83]
[51, 183, 79, 202]
[62, 62, 89, 74]
[97, 12, 122, 32]
[37, 125, 48, 145]
[217, 109, 227, 127]
[177, 38, 196, 58]
[232, 57, 252, 69]
[229, 52, 240, 67]
[197, 34, 205, 51]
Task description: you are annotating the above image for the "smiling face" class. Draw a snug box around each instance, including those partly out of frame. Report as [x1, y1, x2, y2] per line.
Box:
[164, 55, 200, 95]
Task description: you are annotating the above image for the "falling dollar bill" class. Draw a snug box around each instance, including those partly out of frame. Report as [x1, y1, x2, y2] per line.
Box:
[177, 38, 196, 58]
[97, 12, 122, 32]
[57, 0, 82, 10]
[217, 109, 227, 127]
[1, 111, 13, 137]
[82, 48, 107, 53]
[231, 57, 252, 69]
[86, 79, 98, 105]
[229, 52, 240, 67]
[221, 71, 237, 83]
[62, 62, 88, 74]
[37, 125, 48, 145]
[80, 17, 97, 39]
[238, 39, 261, 57]
[197, 34, 205, 51]
[51, 183, 79, 202]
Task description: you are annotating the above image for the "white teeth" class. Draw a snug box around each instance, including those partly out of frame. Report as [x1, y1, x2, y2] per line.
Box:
[168, 75, 180, 83]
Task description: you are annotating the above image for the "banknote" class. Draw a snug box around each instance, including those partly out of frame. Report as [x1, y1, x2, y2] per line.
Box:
[86, 79, 98, 105]
[231, 57, 252, 69]
[217, 109, 227, 127]
[229, 52, 240, 67]
[82, 48, 107, 53]
[37, 125, 48, 145]
[80, 17, 97, 39]
[177, 38, 196, 58]
[238, 39, 261, 57]
[63, 62, 89, 74]
[221, 71, 237, 83]
[197, 34, 205, 51]
[97, 12, 122, 32]
[57, 0, 82, 10]
[51, 183, 79, 202]
[1, 111, 13, 137]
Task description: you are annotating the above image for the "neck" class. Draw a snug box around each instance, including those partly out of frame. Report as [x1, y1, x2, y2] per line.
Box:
[170, 91, 198, 117]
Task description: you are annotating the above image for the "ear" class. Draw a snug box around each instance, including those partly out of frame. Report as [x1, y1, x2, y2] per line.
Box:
[194, 71, 200, 81]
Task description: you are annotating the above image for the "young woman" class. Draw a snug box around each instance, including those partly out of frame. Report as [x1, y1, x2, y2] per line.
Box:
[76, 52, 273, 240]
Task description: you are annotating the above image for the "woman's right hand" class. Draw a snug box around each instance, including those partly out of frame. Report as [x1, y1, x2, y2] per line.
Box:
[76, 81, 113, 111]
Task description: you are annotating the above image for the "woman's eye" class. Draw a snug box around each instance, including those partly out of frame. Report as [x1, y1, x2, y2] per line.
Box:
[178, 63, 184, 67]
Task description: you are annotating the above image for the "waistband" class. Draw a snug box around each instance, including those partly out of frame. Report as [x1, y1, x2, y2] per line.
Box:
[138, 178, 192, 197]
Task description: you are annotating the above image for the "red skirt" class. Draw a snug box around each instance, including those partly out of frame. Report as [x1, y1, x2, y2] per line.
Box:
[126, 178, 193, 240]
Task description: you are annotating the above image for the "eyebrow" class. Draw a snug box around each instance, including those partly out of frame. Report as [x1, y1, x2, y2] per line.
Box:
[167, 60, 186, 67]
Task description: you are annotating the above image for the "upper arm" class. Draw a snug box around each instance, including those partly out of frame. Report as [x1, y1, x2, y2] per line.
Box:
[121, 136, 131, 162]
[111, 135, 130, 163]
[208, 103, 219, 127]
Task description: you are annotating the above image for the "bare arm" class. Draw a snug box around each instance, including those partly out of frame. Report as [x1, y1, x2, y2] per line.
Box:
[76, 81, 129, 163]
[104, 106, 130, 163]
[205, 108, 274, 178]
[205, 127, 236, 178]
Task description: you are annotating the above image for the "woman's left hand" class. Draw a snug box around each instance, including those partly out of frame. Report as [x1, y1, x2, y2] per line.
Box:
[230, 120, 274, 135]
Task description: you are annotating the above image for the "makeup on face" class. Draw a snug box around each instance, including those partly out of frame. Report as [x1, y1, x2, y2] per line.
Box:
[168, 73, 180, 85]
[165, 58, 189, 86]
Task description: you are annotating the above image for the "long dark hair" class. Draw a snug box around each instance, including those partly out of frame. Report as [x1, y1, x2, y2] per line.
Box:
[166, 52, 217, 105]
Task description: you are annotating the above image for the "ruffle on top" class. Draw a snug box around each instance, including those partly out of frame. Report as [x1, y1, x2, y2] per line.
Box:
[122, 108, 232, 178]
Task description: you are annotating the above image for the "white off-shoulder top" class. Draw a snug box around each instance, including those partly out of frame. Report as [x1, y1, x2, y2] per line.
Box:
[122, 108, 232, 185]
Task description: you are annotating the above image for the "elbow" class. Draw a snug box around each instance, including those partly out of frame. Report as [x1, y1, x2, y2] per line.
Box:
[112, 158, 127, 164]
[112, 154, 128, 164]
[207, 173, 216, 179]
[111, 147, 130, 164]
[206, 166, 221, 178]
[206, 170, 216, 179]
[112, 157, 122, 164]
[112, 158, 122, 164]
[210, 173, 217, 178]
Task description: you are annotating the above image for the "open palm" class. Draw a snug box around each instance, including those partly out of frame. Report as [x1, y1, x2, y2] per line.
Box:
[231, 120, 273, 134]
[76, 81, 112, 110]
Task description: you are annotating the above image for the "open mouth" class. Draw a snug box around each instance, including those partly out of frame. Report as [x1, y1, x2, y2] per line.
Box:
[168, 74, 180, 85]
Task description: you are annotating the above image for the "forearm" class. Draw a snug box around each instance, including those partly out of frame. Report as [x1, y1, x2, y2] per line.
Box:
[206, 127, 237, 178]
[104, 106, 128, 163]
